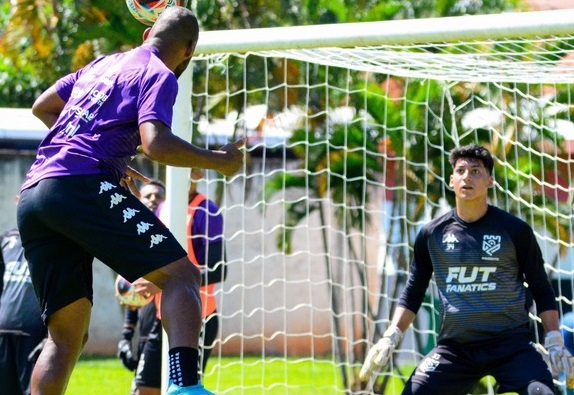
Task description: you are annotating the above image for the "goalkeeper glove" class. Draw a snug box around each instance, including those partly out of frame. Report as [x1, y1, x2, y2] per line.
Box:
[544, 330, 574, 388]
[359, 325, 403, 381]
[117, 327, 137, 371]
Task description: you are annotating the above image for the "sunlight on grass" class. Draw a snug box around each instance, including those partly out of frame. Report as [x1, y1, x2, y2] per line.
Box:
[203, 356, 344, 394]
[67, 357, 133, 395]
[65, 356, 521, 394]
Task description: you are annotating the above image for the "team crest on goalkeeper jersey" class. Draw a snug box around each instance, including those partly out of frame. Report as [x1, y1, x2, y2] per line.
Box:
[482, 235, 501, 256]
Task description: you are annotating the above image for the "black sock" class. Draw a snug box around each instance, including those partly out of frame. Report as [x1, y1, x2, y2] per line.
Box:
[169, 347, 199, 386]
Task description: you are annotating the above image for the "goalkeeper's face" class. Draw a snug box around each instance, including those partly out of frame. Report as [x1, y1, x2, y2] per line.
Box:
[449, 157, 493, 202]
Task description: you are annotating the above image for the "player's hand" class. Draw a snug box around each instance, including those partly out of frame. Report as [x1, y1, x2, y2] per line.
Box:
[120, 167, 151, 196]
[359, 326, 403, 381]
[28, 337, 47, 364]
[117, 339, 138, 371]
[544, 330, 574, 387]
[132, 277, 161, 295]
[216, 137, 246, 177]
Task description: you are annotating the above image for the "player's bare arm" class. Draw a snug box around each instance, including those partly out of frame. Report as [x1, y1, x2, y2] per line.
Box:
[31, 85, 66, 129]
[390, 306, 417, 333]
[540, 309, 561, 333]
[139, 120, 245, 177]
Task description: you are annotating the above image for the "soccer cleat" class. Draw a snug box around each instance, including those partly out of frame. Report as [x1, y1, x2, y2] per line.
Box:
[166, 381, 215, 395]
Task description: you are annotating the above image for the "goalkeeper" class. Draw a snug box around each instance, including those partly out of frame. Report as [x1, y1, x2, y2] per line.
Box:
[360, 144, 572, 395]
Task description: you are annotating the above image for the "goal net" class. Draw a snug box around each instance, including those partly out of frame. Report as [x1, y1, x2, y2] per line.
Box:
[168, 9, 574, 395]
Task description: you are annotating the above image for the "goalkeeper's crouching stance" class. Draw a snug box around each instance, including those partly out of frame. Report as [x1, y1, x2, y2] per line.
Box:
[360, 144, 574, 395]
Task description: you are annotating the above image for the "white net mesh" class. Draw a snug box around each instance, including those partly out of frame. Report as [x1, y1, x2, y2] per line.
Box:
[186, 29, 574, 395]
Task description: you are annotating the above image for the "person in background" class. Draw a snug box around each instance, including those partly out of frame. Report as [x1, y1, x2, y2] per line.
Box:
[360, 143, 573, 395]
[133, 168, 228, 395]
[0, 195, 47, 395]
[17, 6, 244, 395]
[117, 180, 166, 394]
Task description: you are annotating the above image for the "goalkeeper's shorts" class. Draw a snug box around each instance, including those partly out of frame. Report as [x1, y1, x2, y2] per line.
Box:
[401, 333, 554, 395]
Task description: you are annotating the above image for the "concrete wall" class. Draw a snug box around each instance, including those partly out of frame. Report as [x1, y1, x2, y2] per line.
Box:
[1, 152, 375, 357]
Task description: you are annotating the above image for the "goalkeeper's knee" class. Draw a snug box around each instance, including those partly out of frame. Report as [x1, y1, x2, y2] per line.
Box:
[525, 381, 555, 395]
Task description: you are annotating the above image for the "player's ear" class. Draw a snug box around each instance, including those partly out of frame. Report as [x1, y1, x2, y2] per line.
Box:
[449, 174, 454, 188]
[185, 40, 197, 57]
[142, 28, 152, 42]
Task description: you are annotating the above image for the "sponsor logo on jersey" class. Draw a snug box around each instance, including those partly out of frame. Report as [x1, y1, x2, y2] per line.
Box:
[3, 260, 32, 284]
[445, 266, 497, 292]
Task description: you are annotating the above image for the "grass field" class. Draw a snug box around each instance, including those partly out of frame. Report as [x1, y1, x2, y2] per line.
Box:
[67, 355, 349, 395]
[67, 356, 521, 394]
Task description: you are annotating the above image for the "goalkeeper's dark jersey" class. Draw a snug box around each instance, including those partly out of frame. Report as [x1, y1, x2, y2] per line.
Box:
[398, 205, 557, 344]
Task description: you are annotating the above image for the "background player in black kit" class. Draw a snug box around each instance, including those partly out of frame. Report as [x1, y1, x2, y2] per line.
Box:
[360, 144, 574, 395]
[0, 195, 47, 395]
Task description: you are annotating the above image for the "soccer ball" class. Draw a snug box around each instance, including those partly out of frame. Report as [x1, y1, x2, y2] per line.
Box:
[125, 0, 188, 26]
[115, 275, 153, 308]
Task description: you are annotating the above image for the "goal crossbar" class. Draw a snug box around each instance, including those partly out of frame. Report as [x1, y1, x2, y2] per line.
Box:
[195, 9, 574, 55]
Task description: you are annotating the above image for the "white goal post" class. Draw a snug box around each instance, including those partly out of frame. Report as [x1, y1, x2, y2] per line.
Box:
[163, 9, 574, 395]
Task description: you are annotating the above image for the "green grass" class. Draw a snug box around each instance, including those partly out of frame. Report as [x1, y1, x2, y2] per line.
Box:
[66, 356, 518, 394]
[67, 357, 133, 395]
[67, 356, 347, 395]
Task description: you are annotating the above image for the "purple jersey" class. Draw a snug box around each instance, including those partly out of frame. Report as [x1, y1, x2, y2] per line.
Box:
[22, 45, 178, 190]
[191, 197, 224, 265]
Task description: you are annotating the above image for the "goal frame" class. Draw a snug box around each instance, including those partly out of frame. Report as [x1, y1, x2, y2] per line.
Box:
[161, 8, 574, 393]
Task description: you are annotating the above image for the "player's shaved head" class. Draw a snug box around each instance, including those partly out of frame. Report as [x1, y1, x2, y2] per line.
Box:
[144, 6, 199, 77]
[149, 6, 199, 46]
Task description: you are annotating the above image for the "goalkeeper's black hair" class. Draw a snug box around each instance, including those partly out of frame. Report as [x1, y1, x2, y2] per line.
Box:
[448, 143, 494, 175]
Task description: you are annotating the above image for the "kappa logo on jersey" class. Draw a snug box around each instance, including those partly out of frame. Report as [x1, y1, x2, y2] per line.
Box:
[149, 234, 167, 248]
[99, 181, 116, 194]
[415, 352, 441, 378]
[442, 233, 459, 251]
[122, 207, 140, 223]
[109, 192, 127, 208]
[136, 221, 154, 235]
[483, 235, 501, 256]
[445, 266, 497, 292]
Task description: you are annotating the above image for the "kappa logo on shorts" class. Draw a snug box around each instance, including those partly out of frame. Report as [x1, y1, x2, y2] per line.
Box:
[415, 352, 441, 378]
[149, 234, 167, 248]
[122, 207, 140, 223]
[109, 192, 127, 208]
[136, 221, 154, 235]
[99, 181, 117, 194]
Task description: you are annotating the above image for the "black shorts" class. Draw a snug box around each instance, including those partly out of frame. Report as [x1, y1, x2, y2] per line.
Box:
[17, 175, 187, 322]
[402, 333, 554, 395]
